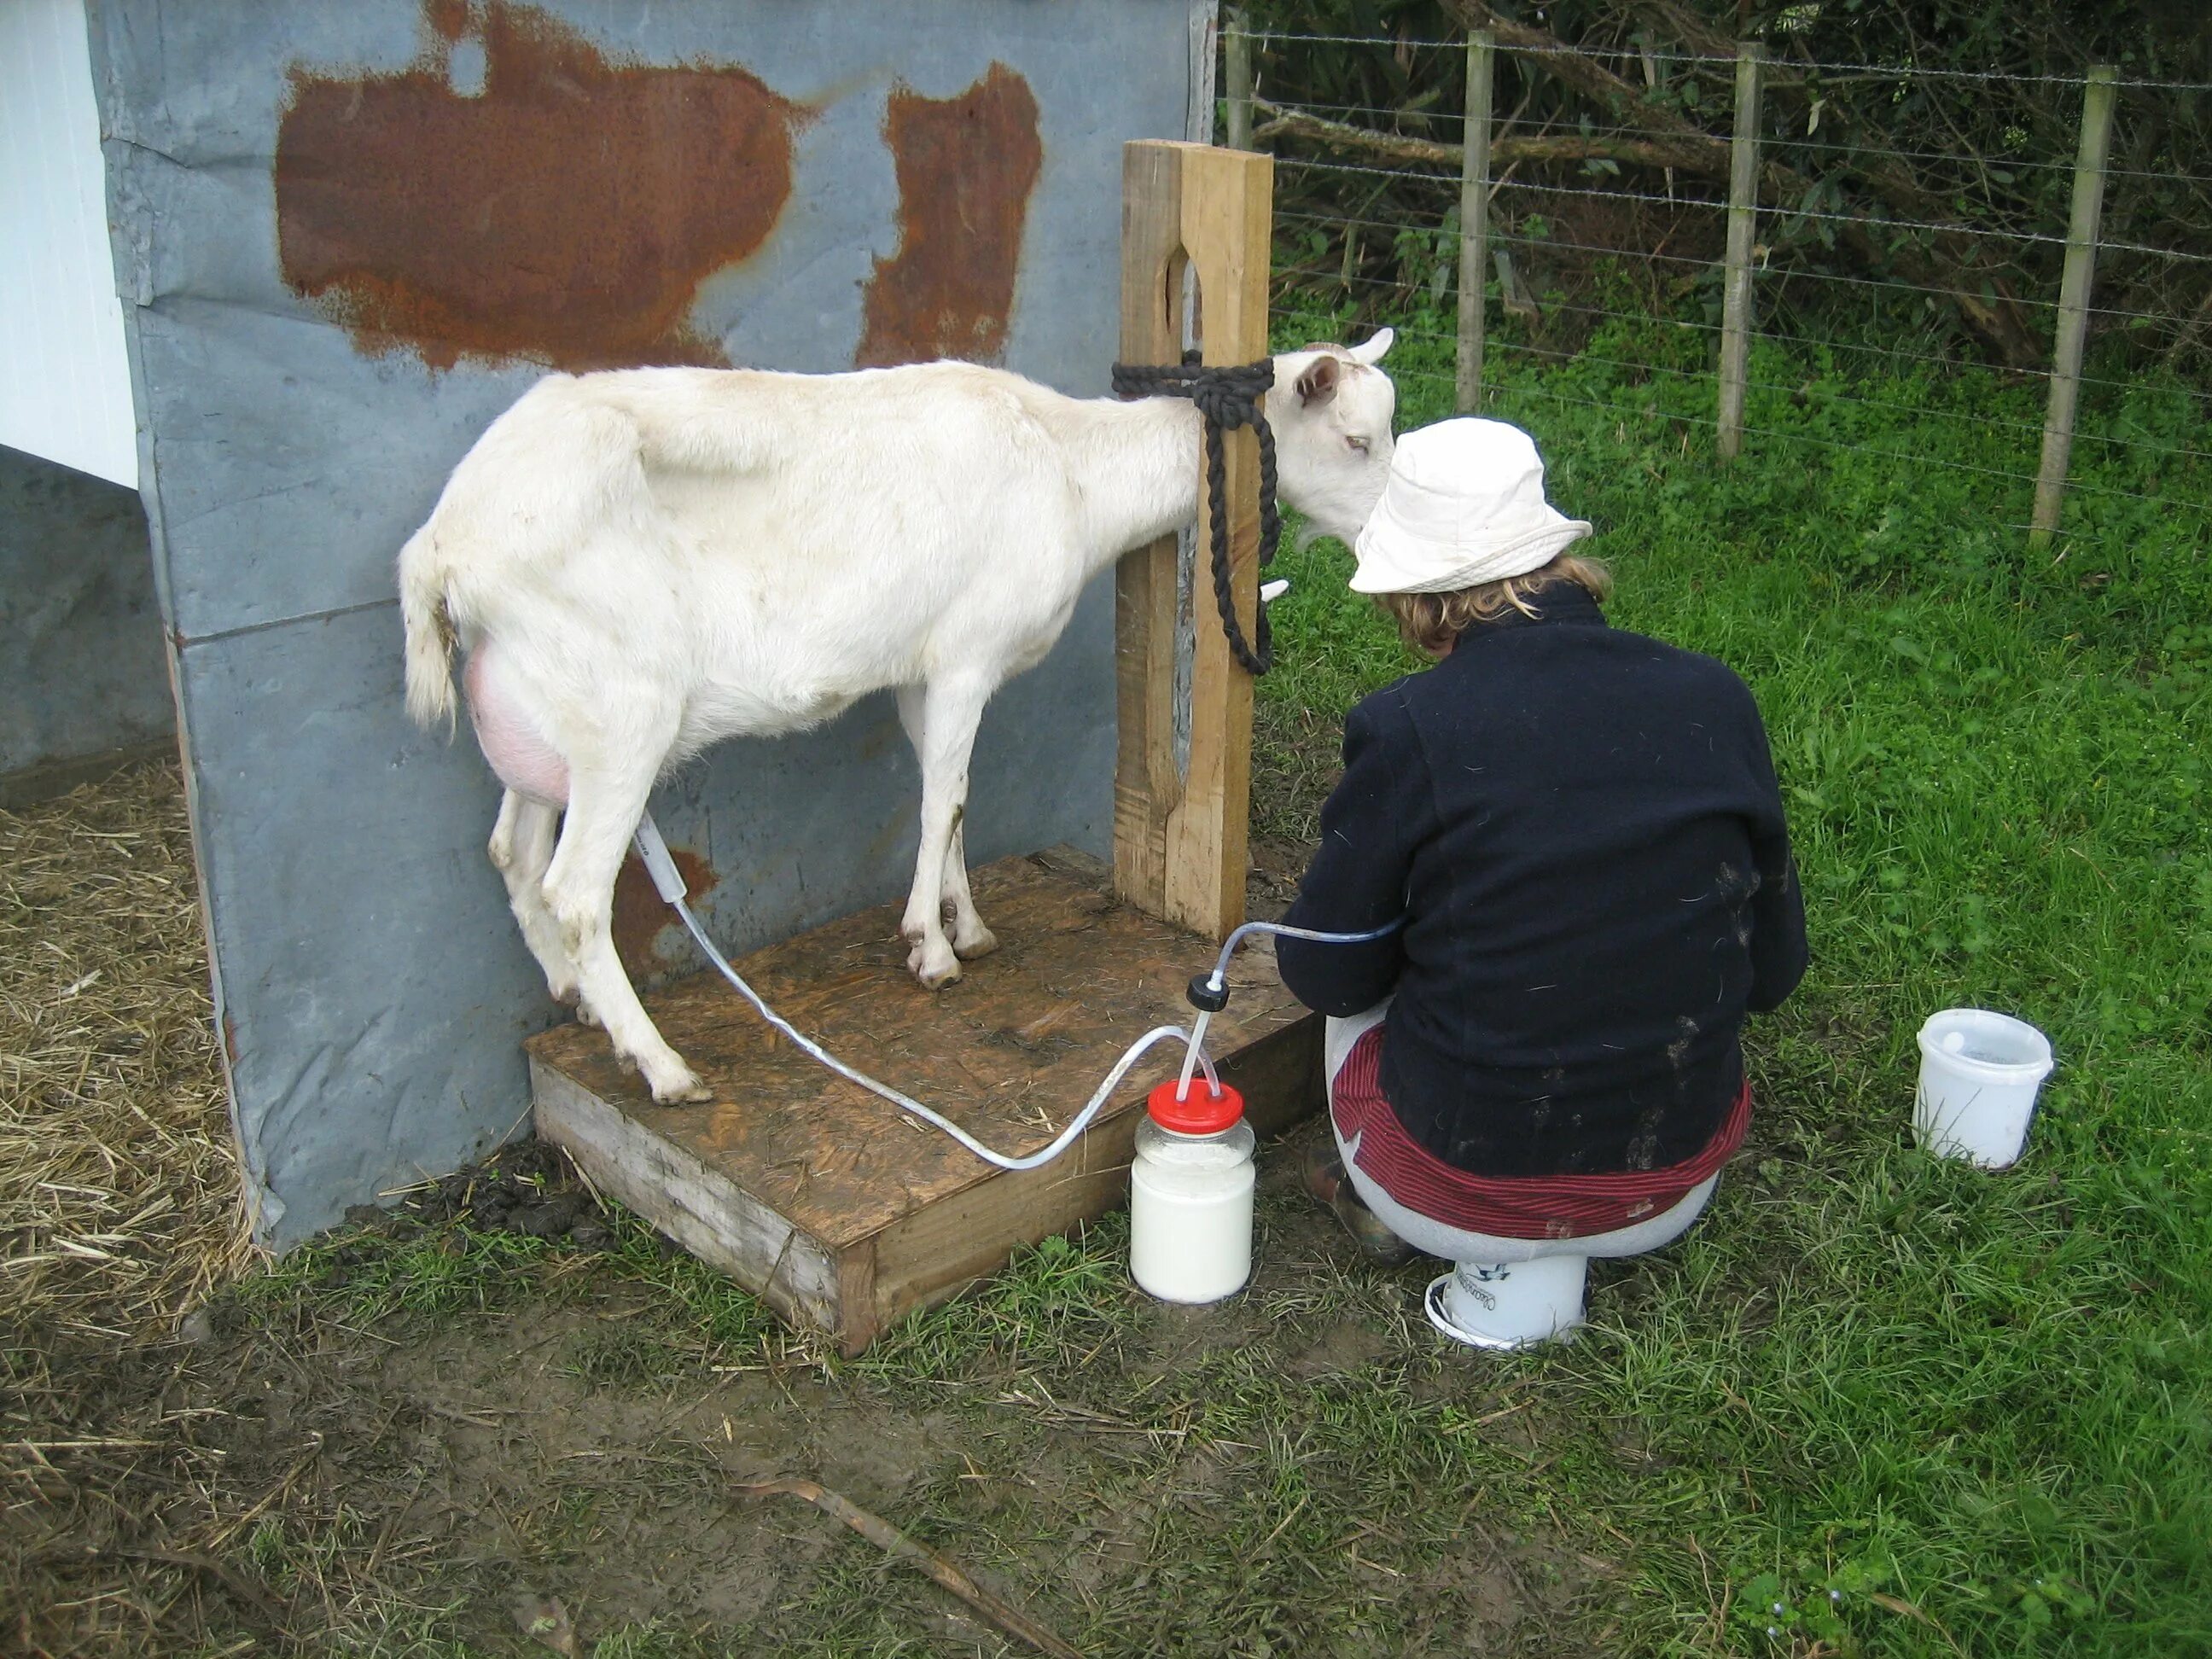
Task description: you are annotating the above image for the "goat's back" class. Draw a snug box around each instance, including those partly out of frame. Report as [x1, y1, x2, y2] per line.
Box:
[411, 361, 1100, 725]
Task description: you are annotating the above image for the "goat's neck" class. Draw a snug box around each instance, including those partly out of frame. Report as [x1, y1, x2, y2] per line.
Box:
[1062, 397, 1207, 573]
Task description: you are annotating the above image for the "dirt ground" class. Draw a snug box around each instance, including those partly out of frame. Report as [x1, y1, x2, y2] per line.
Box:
[6, 768, 1610, 1657]
[14, 1144, 1602, 1657]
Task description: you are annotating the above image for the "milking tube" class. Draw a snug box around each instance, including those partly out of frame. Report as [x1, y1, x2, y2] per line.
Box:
[631, 812, 1402, 1170]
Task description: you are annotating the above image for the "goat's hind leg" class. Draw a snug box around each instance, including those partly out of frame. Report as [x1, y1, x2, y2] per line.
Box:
[488, 790, 591, 1016]
[540, 739, 709, 1103]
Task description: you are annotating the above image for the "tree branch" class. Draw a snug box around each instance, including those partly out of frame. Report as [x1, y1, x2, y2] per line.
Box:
[1256, 99, 1724, 176]
[1437, 0, 2043, 365]
[735, 1478, 1083, 1659]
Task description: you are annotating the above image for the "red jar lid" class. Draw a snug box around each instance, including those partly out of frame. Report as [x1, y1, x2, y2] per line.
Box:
[1146, 1077, 1245, 1135]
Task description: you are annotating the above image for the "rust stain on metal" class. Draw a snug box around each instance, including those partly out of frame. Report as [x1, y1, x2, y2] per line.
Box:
[275, 1, 806, 372]
[855, 63, 1042, 368]
[425, 0, 469, 42]
[612, 845, 720, 981]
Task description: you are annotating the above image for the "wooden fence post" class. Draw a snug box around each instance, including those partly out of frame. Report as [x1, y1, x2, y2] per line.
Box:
[1224, 8, 1254, 150]
[1716, 41, 1763, 462]
[1456, 31, 1494, 413]
[2030, 66, 2118, 550]
[1115, 141, 1274, 941]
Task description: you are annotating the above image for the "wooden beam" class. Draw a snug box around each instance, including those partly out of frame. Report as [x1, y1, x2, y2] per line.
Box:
[1114, 143, 1186, 918]
[1455, 31, 1493, 413]
[1716, 43, 1763, 463]
[2030, 67, 2118, 549]
[1114, 140, 1273, 943]
[1169, 144, 1272, 940]
[1224, 6, 1254, 150]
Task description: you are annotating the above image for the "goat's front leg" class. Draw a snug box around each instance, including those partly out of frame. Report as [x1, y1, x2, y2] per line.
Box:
[896, 684, 995, 964]
[540, 742, 709, 1103]
[899, 675, 994, 988]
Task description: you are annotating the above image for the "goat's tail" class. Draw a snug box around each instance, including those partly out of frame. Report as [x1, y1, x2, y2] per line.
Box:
[398, 523, 459, 733]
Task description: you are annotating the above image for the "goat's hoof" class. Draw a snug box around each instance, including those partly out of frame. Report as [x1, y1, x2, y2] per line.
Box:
[574, 1000, 602, 1028]
[649, 1062, 713, 1105]
[907, 940, 963, 989]
[952, 923, 998, 961]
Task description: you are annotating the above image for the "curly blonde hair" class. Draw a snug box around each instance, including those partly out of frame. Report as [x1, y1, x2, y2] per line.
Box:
[1378, 553, 1613, 658]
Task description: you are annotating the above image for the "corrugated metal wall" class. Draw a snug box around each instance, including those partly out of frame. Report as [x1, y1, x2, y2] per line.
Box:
[84, 0, 1214, 1246]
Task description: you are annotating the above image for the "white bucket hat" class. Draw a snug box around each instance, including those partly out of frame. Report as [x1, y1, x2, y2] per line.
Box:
[1350, 418, 1592, 595]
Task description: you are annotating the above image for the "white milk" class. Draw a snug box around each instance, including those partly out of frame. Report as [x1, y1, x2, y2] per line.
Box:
[1129, 1119, 1255, 1304]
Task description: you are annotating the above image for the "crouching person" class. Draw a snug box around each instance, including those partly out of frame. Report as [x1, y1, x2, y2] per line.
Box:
[1276, 419, 1807, 1348]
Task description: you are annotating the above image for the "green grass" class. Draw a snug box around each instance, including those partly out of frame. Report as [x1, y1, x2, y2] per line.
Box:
[242, 1202, 776, 1362]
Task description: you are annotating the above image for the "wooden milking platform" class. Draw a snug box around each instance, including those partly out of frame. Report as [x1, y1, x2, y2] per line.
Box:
[529, 852, 1315, 1354]
[529, 143, 1300, 1353]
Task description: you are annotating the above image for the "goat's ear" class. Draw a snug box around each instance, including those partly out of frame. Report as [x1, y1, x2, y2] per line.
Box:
[1294, 353, 1341, 408]
[1349, 327, 1395, 365]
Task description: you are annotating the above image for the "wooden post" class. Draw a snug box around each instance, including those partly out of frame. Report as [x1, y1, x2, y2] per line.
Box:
[2030, 66, 2118, 549]
[1115, 141, 1273, 940]
[1224, 8, 1254, 150]
[1716, 42, 1763, 463]
[1455, 31, 1493, 412]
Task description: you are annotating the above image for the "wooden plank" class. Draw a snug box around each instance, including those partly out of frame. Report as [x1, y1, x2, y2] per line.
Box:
[2030, 66, 2118, 549]
[1454, 30, 1493, 413]
[531, 1058, 844, 1333]
[528, 851, 1318, 1351]
[1114, 142, 1186, 917]
[835, 1240, 880, 1357]
[1167, 143, 1272, 940]
[1716, 42, 1763, 463]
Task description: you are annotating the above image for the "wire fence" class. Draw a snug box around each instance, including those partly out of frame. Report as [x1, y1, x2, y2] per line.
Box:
[1221, 23, 2212, 543]
[1234, 27, 2212, 90]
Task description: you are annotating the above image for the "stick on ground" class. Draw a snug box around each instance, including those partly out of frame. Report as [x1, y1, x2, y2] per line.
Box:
[35, 1544, 292, 1648]
[734, 1477, 1083, 1659]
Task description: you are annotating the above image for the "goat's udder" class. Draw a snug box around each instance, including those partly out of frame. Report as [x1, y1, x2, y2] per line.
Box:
[464, 643, 573, 806]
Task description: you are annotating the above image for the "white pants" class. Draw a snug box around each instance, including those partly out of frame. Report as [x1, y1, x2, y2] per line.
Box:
[1325, 1002, 1718, 1266]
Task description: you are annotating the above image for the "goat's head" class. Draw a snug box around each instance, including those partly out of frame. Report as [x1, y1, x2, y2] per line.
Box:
[1268, 329, 1397, 547]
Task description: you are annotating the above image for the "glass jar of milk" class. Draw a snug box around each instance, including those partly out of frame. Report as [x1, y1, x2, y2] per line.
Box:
[1130, 1080, 1255, 1303]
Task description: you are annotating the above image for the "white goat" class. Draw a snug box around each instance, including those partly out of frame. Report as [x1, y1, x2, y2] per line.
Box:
[399, 334, 1397, 1103]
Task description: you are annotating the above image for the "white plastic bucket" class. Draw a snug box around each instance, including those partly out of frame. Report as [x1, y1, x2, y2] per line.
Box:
[1424, 1255, 1589, 1348]
[1913, 1009, 2054, 1169]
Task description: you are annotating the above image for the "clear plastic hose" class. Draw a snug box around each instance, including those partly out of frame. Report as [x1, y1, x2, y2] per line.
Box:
[1203, 915, 1406, 992]
[1171, 914, 1407, 1094]
[637, 816, 1220, 1172]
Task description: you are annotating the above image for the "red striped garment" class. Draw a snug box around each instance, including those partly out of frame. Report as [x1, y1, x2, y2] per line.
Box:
[1330, 1025, 1752, 1240]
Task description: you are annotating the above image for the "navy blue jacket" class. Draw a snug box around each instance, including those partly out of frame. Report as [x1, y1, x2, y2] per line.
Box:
[1276, 585, 1807, 1179]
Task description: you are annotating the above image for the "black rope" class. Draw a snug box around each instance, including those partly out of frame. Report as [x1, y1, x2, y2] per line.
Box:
[1109, 352, 1281, 676]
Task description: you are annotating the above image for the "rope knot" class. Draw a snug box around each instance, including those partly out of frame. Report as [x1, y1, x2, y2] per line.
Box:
[1108, 354, 1282, 676]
